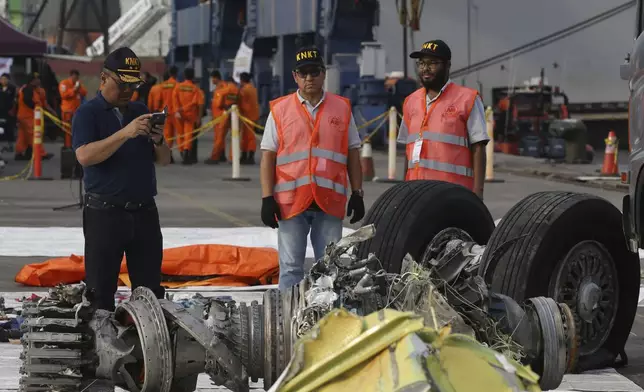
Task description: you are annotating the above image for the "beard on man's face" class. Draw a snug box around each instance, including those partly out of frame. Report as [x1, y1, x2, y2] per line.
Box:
[419, 68, 448, 91]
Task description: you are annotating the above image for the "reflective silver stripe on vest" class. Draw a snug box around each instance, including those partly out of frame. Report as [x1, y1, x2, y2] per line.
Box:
[312, 147, 347, 164]
[276, 150, 309, 165]
[408, 159, 473, 177]
[312, 175, 348, 195]
[275, 148, 348, 166]
[273, 175, 347, 196]
[406, 131, 468, 147]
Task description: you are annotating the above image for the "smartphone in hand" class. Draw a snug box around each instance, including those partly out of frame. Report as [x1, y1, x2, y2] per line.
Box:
[149, 106, 168, 129]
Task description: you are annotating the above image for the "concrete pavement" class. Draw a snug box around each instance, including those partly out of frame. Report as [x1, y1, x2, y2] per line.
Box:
[493, 149, 630, 191]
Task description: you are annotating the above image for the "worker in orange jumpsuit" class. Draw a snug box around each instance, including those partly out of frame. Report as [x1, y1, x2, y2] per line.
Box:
[58, 69, 87, 148]
[146, 74, 164, 112]
[160, 66, 179, 159]
[237, 72, 259, 165]
[15, 72, 55, 161]
[206, 71, 239, 164]
[172, 67, 204, 165]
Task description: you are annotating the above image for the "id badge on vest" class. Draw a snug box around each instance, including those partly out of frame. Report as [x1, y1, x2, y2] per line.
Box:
[411, 135, 423, 165]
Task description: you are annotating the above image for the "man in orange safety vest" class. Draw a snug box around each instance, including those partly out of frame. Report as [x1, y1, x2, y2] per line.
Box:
[399, 39, 489, 199]
[259, 46, 365, 291]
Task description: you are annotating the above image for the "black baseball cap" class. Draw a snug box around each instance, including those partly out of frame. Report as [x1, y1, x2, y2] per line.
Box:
[294, 46, 324, 70]
[103, 47, 143, 83]
[410, 39, 452, 61]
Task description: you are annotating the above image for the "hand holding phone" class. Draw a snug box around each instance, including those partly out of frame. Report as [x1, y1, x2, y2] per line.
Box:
[149, 106, 168, 129]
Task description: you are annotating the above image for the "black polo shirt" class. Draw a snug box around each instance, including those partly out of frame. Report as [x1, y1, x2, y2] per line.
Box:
[72, 91, 157, 203]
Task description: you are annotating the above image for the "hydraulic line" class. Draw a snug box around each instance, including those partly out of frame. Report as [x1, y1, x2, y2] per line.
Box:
[451, 0, 635, 78]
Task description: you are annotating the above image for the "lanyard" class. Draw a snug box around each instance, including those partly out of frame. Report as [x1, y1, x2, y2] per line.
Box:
[421, 83, 451, 128]
[294, 93, 325, 132]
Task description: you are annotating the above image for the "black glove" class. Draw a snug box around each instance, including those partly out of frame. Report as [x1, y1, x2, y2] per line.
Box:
[347, 193, 365, 224]
[261, 196, 281, 228]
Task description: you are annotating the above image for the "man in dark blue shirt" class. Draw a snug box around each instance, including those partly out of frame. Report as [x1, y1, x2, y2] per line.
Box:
[72, 47, 171, 314]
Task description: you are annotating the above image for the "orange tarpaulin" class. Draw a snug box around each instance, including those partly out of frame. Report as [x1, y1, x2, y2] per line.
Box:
[15, 244, 280, 288]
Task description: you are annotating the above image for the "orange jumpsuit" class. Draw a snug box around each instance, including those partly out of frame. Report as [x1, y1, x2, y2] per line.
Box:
[238, 82, 259, 154]
[172, 80, 204, 152]
[16, 85, 48, 156]
[160, 77, 178, 148]
[59, 78, 87, 148]
[210, 81, 239, 160]
[147, 83, 163, 112]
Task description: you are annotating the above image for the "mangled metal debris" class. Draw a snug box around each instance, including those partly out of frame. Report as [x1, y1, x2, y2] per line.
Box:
[17, 224, 576, 392]
[267, 308, 542, 392]
[281, 224, 576, 390]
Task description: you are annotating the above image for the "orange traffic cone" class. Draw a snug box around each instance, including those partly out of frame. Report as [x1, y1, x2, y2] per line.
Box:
[361, 140, 375, 181]
[601, 130, 619, 176]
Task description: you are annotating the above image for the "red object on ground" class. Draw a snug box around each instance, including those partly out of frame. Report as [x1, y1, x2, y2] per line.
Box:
[14, 244, 280, 288]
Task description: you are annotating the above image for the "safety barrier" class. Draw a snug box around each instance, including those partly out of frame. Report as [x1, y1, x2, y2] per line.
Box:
[28, 105, 52, 181]
[361, 140, 375, 181]
[223, 105, 250, 182]
[601, 130, 619, 177]
[1, 103, 400, 182]
[373, 106, 403, 183]
[6, 102, 516, 186]
[484, 106, 503, 183]
[0, 106, 234, 181]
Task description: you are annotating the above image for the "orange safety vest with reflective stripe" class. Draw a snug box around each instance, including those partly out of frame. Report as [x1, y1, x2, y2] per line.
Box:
[271, 92, 352, 220]
[403, 83, 478, 190]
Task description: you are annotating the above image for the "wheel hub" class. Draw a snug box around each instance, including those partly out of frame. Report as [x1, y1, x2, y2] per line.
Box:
[420, 227, 473, 269]
[577, 278, 601, 323]
[550, 240, 619, 357]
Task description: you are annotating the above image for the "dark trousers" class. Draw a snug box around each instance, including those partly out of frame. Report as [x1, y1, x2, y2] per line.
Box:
[82, 194, 164, 311]
[0, 116, 15, 142]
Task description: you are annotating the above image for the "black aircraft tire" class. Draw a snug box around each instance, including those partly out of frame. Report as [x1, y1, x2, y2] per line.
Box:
[354, 180, 495, 273]
[479, 191, 639, 370]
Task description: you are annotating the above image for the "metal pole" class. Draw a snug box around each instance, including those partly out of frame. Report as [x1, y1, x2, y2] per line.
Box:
[402, 1, 408, 78]
[222, 105, 250, 182]
[101, 0, 109, 55]
[466, 0, 471, 85]
[403, 25, 408, 78]
[208, 0, 213, 66]
[473, 3, 479, 84]
[201, 0, 213, 103]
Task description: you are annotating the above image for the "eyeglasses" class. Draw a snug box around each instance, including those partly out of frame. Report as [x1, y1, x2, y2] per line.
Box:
[295, 68, 323, 78]
[105, 72, 141, 91]
[416, 59, 444, 69]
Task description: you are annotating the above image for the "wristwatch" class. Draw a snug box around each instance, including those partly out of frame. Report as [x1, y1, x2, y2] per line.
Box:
[352, 189, 364, 198]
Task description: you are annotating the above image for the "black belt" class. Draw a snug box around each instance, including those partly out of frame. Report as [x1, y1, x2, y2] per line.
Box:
[84, 193, 155, 211]
[306, 201, 322, 211]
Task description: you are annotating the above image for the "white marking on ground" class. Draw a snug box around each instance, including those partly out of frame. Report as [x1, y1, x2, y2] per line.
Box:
[0, 342, 640, 391]
[0, 226, 355, 258]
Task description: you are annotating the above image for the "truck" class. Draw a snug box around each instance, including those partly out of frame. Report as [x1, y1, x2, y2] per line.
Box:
[621, 0, 644, 252]
[491, 75, 571, 156]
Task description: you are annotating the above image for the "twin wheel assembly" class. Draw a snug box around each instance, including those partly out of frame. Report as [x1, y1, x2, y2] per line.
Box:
[16, 181, 640, 392]
[354, 181, 639, 389]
